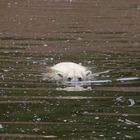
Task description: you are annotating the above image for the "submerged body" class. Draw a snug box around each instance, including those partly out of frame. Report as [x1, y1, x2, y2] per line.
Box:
[43, 62, 93, 83]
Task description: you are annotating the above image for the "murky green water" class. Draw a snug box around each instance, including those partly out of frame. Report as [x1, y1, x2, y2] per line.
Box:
[0, 0, 140, 139]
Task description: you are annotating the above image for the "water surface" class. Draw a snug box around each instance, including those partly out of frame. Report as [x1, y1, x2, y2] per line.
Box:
[0, 0, 140, 139]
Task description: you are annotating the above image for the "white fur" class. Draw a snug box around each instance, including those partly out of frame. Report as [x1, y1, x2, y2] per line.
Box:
[48, 62, 93, 82]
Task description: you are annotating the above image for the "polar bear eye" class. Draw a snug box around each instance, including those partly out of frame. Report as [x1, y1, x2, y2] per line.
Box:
[78, 77, 82, 81]
[57, 73, 63, 78]
[67, 77, 72, 81]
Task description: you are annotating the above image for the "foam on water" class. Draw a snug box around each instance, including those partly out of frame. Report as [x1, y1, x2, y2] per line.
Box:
[128, 99, 135, 107]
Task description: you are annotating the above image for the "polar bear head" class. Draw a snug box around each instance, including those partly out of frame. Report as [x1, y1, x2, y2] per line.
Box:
[51, 62, 93, 82]
[56, 69, 92, 82]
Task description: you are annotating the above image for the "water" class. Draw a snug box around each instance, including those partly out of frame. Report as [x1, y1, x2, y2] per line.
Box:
[0, 0, 140, 139]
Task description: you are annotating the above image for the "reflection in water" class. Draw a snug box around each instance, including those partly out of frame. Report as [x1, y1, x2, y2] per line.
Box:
[117, 77, 140, 81]
[56, 85, 92, 91]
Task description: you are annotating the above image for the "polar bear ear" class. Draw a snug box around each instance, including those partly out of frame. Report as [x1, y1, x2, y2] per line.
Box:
[86, 70, 92, 76]
[56, 72, 63, 78]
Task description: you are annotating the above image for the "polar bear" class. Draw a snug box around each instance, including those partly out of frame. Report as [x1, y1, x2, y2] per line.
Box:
[43, 62, 93, 83]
